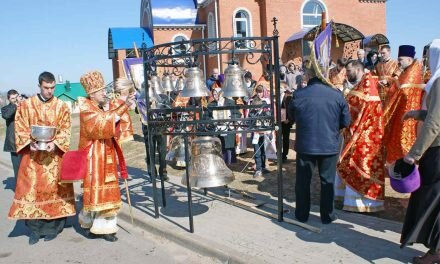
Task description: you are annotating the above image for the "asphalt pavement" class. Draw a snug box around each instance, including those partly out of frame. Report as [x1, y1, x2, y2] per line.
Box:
[0, 152, 220, 264]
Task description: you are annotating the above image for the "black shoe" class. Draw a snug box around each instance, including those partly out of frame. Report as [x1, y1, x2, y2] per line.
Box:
[321, 214, 338, 224]
[295, 216, 308, 223]
[84, 229, 99, 239]
[28, 232, 40, 245]
[44, 234, 57, 242]
[282, 156, 288, 162]
[103, 234, 118, 242]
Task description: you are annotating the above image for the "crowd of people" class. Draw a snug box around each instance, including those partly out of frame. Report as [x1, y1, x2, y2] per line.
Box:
[288, 42, 440, 263]
[2, 39, 439, 263]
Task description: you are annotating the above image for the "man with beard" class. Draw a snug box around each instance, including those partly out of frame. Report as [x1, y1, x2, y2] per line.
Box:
[78, 71, 134, 242]
[329, 58, 348, 92]
[384, 45, 425, 165]
[335, 60, 386, 212]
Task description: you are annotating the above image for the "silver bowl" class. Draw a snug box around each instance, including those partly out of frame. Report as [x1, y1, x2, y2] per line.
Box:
[31, 125, 56, 142]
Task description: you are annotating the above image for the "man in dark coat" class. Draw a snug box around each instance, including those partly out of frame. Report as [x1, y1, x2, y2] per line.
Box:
[288, 65, 351, 224]
[1, 89, 22, 185]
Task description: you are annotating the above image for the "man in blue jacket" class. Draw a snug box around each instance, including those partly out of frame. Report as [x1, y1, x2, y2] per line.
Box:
[288, 65, 351, 224]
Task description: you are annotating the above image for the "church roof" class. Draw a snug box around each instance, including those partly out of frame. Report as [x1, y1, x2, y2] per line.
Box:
[151, 0, 200, 25]
[108, 27, 154, 59]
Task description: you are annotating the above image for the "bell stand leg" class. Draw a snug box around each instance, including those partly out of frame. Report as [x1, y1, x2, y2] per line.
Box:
[184, 136, 194, 233]
[273, 34, 284, 222]
[160, 174, 167, 207]
[160, 136, 167, 207]
[149, 133, 160, 218]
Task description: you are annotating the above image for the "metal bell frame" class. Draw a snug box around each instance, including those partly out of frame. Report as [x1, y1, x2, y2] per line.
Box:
[141, 17, 284, 233]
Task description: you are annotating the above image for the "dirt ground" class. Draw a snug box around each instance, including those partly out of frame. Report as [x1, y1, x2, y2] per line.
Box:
[70, 112, 409, 222]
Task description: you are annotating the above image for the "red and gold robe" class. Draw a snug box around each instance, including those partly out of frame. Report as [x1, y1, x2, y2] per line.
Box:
[78, 97, 133, 215]
[338, 73, 385, 200]
[8, 96, 75, 220]
[329, 67, 346, 91]
[374, 59, 401, 105]
[384, 61, 425, 164]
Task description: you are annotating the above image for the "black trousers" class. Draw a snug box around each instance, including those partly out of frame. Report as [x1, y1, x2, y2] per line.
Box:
[144, 133, 167, 177]
[253, 136, 266, 171]
[10, 152, 21, 180]
[25, 218, 66, 237]
[295, 153, 338, 223]
[281, 123, 291, 158]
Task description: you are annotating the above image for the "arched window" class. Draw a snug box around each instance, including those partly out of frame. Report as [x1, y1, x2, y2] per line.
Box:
[302, 0, 326, 28]
[233, 9, 251, 49]
[172, 34, 189, 55]
[207, 12, 216, 38]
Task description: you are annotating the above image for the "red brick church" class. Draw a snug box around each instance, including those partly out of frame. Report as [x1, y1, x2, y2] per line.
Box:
[110, 0, 387, 80]
[152, 0, 386, 79]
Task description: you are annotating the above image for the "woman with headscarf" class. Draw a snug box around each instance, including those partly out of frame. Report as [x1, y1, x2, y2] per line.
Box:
[401, 39, 440, 264]
[365, 50, 379, 72]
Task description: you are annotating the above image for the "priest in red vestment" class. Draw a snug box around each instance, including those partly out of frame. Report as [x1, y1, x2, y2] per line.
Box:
[77, 71, 134, 242]
[374, 45, 401, 106]
[384, 45, 425, 164]
[336, 60, 385, 212]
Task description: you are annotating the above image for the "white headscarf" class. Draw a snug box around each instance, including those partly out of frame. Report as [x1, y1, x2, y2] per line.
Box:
[424, 39, 440, 108]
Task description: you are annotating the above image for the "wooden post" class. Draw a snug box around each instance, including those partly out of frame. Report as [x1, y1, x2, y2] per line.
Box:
[321, 12, 327, 30]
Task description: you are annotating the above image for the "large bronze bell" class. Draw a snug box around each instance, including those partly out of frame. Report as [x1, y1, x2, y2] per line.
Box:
[166, 136, 187, 162]
[150, 75, 165, 95]
[182, 136, 234, 188]
[162, 74, 174, 93]
[180, 67, 210, 97]
[222, 62, 248, 97]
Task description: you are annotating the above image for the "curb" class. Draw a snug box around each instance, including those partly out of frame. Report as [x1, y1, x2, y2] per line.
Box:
[118, 204, 265, 264]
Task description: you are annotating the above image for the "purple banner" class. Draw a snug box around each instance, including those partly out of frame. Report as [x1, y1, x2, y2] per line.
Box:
[313, 23, 332, 78]
[123, 58, 144, 90]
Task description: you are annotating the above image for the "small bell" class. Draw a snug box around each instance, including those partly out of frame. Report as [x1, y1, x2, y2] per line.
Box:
[222, 62, 248, 98]
[162, 74, 174, 93]
[175, 77, 185, 91]
[150, 75, 165, 95]
[180, 67, 210, 97]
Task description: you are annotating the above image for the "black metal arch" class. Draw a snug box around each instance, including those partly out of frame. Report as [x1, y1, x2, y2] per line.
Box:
[304, 22, 365, 42]
[363, 33, 390, 47]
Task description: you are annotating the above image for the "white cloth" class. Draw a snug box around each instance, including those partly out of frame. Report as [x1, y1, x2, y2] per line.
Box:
[334, 174, 384, 213]
[78, 209, 119, 235]
[424, 39, 440, 108]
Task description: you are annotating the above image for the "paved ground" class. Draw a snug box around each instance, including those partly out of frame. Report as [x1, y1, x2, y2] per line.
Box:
[0, 161, 220, 264]
[117, 172, 427, 264]
[0, 113, 429, 264]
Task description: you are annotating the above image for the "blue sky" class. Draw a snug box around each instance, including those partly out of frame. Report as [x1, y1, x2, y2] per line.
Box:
[0, 0, 439, 94]
[387, 0, 440, 58]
